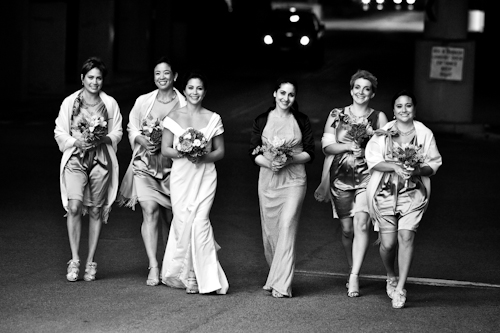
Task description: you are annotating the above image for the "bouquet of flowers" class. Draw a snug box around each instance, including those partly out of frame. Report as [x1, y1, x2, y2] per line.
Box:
[141, 118, 163, 151]
[71, 109, 108, 157]
[393, 143, 425, 188]
[252, 136, 294, 172]
[176, 127, 208, 158]
[346, 118, 374, 148]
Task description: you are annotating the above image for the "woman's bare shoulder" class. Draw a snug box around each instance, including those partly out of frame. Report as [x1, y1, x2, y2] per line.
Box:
[168, 107, 186, 120]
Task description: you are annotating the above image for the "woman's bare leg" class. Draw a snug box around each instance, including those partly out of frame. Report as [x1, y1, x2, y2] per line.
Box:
[67, 199, 83, 262]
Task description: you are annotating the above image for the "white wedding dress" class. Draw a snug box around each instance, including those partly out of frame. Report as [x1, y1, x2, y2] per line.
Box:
[161, 113, 229, 294]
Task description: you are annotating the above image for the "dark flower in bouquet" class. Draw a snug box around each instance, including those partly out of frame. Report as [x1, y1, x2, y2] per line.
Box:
[252, 136, 294, 172]
[141, 118, 163, 150]
[393, 143, 425, 169]
[346, 118, 374, 148]
[393, 143, 425, 188]
[71, 109, 108, 157]
[176, 127, 208, 158]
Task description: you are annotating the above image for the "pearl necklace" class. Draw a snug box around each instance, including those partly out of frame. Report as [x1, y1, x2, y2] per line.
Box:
[156, 92, 177, 104]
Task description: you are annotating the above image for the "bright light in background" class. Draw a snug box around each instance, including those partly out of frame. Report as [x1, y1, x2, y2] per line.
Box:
[289, 7, 297, 12]
[361, 0, 370, 4]
[407, 0, 416, 4]
[468, 10, 485, 33]
[376, 0, 384, 4]
[300, 36, 310, 46]
[290, 15, 300, 23]
[393, 0, 402, 4]
[263, 35, 273, 45]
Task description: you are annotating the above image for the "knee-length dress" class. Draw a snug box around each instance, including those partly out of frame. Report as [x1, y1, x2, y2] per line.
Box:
[160, 113, 229, 294]
[329, 107, 382, 218]
[118, 89, 186, 209]
[365, 120, 443, 232]
[54, 89, 122, 223]
[258, 112, 307, 297]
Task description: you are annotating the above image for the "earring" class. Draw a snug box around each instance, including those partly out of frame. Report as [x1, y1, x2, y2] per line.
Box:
[393, 115, 396, 119]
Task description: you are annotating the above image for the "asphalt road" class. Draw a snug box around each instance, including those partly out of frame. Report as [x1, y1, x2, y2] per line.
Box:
[1, 11, 499, 333]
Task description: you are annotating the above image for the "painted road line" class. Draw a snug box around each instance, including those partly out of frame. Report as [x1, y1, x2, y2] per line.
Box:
[295, 270, 500, 289]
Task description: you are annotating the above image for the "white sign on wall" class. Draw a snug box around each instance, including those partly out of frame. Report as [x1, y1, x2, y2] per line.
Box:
[429, 46, 465, 81]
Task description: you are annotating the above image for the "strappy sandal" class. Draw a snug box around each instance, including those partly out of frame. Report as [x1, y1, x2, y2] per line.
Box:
[347, 273, 360, 297]
[66, 260, 80, 282]
[272, 289, 284, 298]
[83, 262, 97, 282]
[147, 266, 160, 286]
[390, 289, 407, 309]
[386, 277, 398, 298]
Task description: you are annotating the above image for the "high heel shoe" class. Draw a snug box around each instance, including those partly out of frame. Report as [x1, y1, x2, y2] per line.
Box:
[186, 277, 199, 294]
[386, 277, 398, 298]
[66, 260, 80, 282]
[390, 289, 407, 309]
[147, 266, 159, 286]
[347, 273, 360, 297]
[83, 262, 97, 282]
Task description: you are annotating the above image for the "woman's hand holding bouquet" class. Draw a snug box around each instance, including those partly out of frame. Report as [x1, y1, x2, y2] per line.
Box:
[346, 118, 374, 158]
[140, 118, 162, 154]
[72, 110, 108, 157]
[393, 143, 425, 188]
[252, 136, 293, 172]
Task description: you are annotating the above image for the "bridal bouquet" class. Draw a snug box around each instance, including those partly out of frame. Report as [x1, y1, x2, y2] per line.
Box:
[176, 127, 208, 158]
[252, 136, 293, 172]
[141, 118, 163, 147]
[72, 110, 108, 157]
[346, 118, 374, 148]
[393, 143, 425, 188]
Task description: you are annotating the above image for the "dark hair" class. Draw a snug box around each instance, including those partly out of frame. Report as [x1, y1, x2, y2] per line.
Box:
[182, 71, 208, 91]
[391, 89, 418, 109]
[272, 77, 299, 112]
[349, 69, 377, 94]
[273, 77, 299, 96]
[81, 57, 107, 78]
[154, 56, 176, 74]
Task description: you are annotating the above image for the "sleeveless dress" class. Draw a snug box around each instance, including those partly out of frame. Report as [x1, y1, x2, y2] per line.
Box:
[329, 107, 382, 218]
[118, 98, 182, 209]
[160, 113, 229, 294]
[259, 112, 306, 297]
[65, 96, 112, 216]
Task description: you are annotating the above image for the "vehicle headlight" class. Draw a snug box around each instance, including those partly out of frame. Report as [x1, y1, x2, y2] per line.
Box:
[264, 35, 273, 45]
[300, 36, 310, 46]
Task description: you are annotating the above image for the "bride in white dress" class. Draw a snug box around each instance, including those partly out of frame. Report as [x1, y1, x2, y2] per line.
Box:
[160, 72, 229, 294]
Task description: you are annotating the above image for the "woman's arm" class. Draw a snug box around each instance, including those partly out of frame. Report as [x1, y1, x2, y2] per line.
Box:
[372, 161, 409, 178]
[161, 128, 178, 158]
[198, 134, 225, 163]
[377, 111, 389, 128]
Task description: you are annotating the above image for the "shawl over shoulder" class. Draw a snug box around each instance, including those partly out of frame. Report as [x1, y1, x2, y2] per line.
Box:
[118, 88, 187, 209]
[365, 120, 443, 218]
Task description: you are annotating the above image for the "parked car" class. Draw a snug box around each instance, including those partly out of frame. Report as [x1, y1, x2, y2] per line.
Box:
[260, 8, 326, 66]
